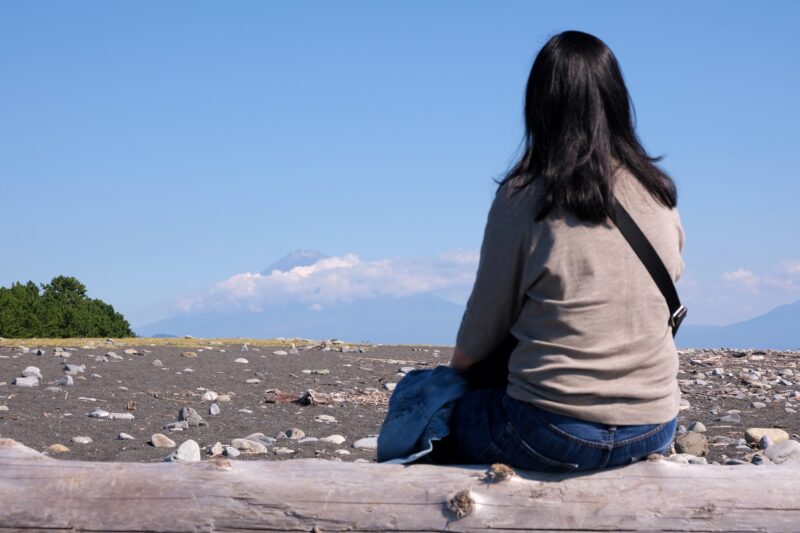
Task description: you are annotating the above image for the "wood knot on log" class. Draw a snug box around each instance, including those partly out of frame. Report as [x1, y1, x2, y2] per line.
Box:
[447, 489, 474, 519]
[484, 463, 515, 483]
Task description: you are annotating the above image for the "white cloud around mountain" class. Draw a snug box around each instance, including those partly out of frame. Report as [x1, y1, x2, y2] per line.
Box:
[174, 250, 480, 313]
[721, 260, 800, 293]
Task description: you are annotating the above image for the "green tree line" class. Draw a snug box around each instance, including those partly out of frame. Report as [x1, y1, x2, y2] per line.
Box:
[0, 276, 135, 338]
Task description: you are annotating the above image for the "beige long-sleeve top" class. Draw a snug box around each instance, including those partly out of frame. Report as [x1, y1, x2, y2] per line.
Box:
[456, 168, 685, 425]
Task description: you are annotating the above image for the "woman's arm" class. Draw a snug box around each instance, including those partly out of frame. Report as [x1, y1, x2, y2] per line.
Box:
[447, 346, 473, 371]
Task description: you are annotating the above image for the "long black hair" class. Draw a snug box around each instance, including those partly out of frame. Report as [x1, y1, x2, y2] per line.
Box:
[500, 31, 677, 223]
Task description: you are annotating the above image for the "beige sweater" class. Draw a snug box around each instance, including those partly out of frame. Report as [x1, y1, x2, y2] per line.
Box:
[456, 168, 684, 425]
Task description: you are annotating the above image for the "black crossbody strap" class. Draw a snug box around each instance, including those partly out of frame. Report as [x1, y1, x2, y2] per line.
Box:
[610, 201, 687, 337]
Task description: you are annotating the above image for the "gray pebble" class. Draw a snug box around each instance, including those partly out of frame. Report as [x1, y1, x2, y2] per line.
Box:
[209, 403, 220, 416]
[286, 428, 305, 440]
[12, 376, 38, 387]
[55, 375, 73, 387]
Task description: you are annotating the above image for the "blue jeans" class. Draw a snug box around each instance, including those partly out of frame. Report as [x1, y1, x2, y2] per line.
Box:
[435, 388, 676, 472]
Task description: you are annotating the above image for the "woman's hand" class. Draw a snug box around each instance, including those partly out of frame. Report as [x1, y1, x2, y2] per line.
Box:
[447, 346, 474, 372]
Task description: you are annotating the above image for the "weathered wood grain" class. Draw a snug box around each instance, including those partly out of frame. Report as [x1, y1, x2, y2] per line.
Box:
[0, 438, 798, 532]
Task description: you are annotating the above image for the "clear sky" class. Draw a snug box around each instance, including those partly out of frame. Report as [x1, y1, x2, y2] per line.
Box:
[1, 1, 798, 328]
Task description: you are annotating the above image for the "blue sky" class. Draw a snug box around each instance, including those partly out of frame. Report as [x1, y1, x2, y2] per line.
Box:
[1, 1, 798, 328]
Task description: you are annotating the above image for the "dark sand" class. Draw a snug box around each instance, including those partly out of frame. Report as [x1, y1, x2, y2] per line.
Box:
[0, 341, 797, 464]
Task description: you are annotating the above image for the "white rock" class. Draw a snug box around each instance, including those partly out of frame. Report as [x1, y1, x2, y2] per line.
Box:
[70, 436, 93, 444]
[335, 449, 351, 455]
[273, 447, 295, 455]
[166, 439, 201, 463]
[745, 428, 790, 445]
[764, 440, 800, 464]
[314, 414, 337, 424]
[273, 350, 288, 356]
[245, 378, 260, 384]
[352, 437, 378, 450]
[87, 408, 110, 418]
[321, 434, 346, 445]
[108, 412, 135, 420]
[209, 403, 221, 416]
[383, 382, 397, 391]
[234, 358, 249, 364]
[21, 366, 42, 379]
[117, 432, 135, 440]
[13, 376, 38, 387]
[202, 390, 218, 401]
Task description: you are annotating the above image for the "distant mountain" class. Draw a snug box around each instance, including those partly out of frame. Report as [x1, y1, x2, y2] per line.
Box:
[137, 293, 464, 345]
[261, 250, 329, 275]
[678, 299, 800, 350]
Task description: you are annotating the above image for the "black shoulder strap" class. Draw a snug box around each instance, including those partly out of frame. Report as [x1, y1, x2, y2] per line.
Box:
[610, 201, 687, 337]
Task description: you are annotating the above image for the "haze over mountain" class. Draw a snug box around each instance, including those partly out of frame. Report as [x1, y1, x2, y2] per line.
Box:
[138, 250, 799, 348]
[137, 250, 469, 344]
[677, 299, 800, 350]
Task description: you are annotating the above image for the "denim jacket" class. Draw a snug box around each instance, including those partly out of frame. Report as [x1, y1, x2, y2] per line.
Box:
[376, 366, 469, 464]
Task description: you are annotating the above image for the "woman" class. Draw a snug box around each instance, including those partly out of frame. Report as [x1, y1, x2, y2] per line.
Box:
[440, 31, 684, 471]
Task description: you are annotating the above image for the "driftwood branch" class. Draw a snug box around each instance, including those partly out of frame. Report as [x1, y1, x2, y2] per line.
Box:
[1, 437, 798, 531]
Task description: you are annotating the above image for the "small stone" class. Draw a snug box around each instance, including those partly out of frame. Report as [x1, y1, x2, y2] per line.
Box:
[152, 359, 163, 367]
[764, 440, 800, 464]
[687, 421, 706, 433]
[273, 447, 296, 455]
[217, 394, 231, 402]
[181, 351, 198, 358]
[123, 348, 138, 355]
[384, 382, 397, 391]
[751, 401, 767, 409]
[108, 412, 135, 420]
[244, 433, 277, 446]
[275, 431, 288, 440]
[745, 428, 790, 445]
[273, 350, 288, 356]
[714, 413, 741, 423]
[298, 437, 318, 444]
[117, 432, 135, 440]
[55, 375, 74, 387]
[165, 439, 201, 463]
[353, 437, 379, 450]
[314, 414, 337, 424]
[400, 366, 415, 374]
[13, 376, 38, 387]
[150, 433, 176, 448]
[321, 434, 346, 445]
[245, 378, 261, 384]
[231, 438, 268, 454]
[64, 364, 85, 375]
[335, 449, 351, 455]
[0, 405, 8, 412]
[759, 436, 774, 450]
[202, 390, 218, 401]
[674, 432, 708, 457]
[21, 366, 43, 379]
[164, 421, 189, 431]
[45, 443, 70, 453]
[238, 408, 253, 414]
[71, 436, 93, 444]
[234, 358, 249, 364]
[223, 446, 241, 458]
[666, 453, 708, 465]
[87, 408, 109, 419]
[751, 453, 771, 465]
[209, 403, 221, 416]
[286, 428, 306, 440]
[208, 442, 224, 456]
[178, 406, 207, 427]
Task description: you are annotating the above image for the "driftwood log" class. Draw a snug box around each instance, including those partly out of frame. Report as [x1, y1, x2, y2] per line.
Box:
[1, 438, 799, 532]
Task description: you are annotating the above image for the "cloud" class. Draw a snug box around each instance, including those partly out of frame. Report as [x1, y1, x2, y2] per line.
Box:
[721, 268, 761, 291]
[174, 251, 480, 313]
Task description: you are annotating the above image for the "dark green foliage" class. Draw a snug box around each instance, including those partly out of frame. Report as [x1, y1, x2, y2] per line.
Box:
[0, 276, 134, 338]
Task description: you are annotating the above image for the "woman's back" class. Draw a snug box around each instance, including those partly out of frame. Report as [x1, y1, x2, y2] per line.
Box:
[456, 166, 684, 426]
